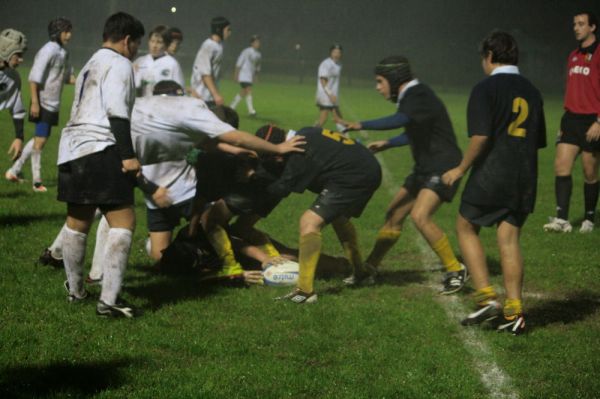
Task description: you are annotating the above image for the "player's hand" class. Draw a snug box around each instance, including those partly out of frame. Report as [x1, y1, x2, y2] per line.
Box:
[330, 95, 337, 104]
[367, 140, 390, 153]
[442, 167, 464, 186]
[121, 158, 141, 176]
[7, 138, 23, 161]
[244, 270, 264, 285]
[152, 186, 173, 208]
[30, 102, 40, 119]
[276, 135, 306, 154]
[343, 121, 362, 131]
[586, 122, 600, 142]
[261, 256, 287, 270]
[213, 93, 224, 106]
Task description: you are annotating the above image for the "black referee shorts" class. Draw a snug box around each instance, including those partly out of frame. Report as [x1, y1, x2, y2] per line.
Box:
[459, 201, 528, 228]
[558, 111, 600, 153]
[58, 145, 135, 206]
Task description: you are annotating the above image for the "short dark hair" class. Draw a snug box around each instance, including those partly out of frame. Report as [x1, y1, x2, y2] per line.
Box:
[149, 25, 169, 45]
[212, 105, 239, 129]
[166, 27, 183, 43]
[152, 80, 184, 96]
[255, 124, 286, 144]
[102, 12, 145, 43]
[250, 34, 260, 44]
[479, 30, 519, 65]
[575, 11, 598, 33]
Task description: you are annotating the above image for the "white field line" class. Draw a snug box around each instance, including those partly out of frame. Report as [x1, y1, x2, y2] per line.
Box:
[375, 152, 519, 399]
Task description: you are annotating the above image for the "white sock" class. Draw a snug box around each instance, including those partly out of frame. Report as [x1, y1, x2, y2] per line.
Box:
[245, 94, 255, 113]
[10, 138, 34, 175]
[100, 228, 132, 306]
[31, 148, 42, 183]
[90, 216, 110, 280]
[62, 226, 87, 297]
[230, 94, 242, 109]
[336, 123, 346, 132]
[49, 224, 67, 259]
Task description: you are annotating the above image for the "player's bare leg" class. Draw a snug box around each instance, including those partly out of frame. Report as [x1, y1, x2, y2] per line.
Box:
[456, 214, 487, 290]
[331, 108, 346, 132]
[230, 214, 281, 262]
[244, 86, 256, 115]
[496, 221, 523, 302]
[148, 231, 173, 260]
[331, 217, 368, 281]
[316, 109, 329, 127]
[364, 187, 414, 269]
[295, 210, 326, 295]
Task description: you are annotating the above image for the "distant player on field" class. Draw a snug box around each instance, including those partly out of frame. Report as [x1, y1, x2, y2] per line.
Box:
[6, 18, 74, 192]
[344, 56, 467, 295]
[544, 11, 600, 233]
[165, 27, 183, 56]
[230, 35, 261, 116]
[315, 44, 345, 132]
[56, 12, 145, 318]
[133, 25, 184, 97]
[0, 29, 27, 163]
[191, 17, 231, 107]
[255, 125, 382, 303]
[442, 31, 546, 335]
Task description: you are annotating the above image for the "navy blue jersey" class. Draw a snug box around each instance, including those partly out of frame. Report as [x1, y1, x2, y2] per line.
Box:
[462, 71, 546, 213]
[267, 127, 381, 198]
[397, 84, 462, 174]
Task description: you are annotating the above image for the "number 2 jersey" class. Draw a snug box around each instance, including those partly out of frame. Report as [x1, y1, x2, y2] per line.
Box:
[267, 127, 382, 198]
[462, 66, 546, 213]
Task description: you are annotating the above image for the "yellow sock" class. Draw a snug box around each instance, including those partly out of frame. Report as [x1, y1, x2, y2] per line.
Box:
[259, 241, 281, 258]
[297, 232, 322, 293]
[206, 225, 240, 269]
[503, 298, 523, 319]
[365, 228, 401, 268]
[431, 234, 461, 272]
[473, 286, 497, 307]
[334, 220, 364, 274]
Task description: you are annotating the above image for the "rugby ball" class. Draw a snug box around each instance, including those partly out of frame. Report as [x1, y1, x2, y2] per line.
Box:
[263, 260, 299, 287]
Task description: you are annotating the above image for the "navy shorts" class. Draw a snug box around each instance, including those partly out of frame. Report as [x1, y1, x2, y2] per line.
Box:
[240, 82, 252, 88]
[558, 111, 600, 153]
[403, 172, 460, 203]
[459, 201, 528, 228]
[146, 199, 194, 232]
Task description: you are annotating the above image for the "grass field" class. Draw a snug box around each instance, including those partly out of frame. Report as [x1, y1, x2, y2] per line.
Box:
[1, 70, 599, 398]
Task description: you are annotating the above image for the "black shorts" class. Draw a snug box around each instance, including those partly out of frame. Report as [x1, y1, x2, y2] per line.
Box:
[240, 82, 252, 88]
[224, 186, 281, 218]
[57, 146, 135, 205]
[558, 111, 600, 153]
[459, 201, 528, 228]
[316, 104, 341, 113]
[403, 172, 460, 203]
[28, 105, 59, 126]
[310, 182, 379, 224]
[146, 198, 194, 232]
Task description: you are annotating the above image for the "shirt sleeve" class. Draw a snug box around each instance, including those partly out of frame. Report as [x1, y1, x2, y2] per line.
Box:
[236, 50, 245, 68]
[318, 60, 329, 79]
[103, 59, 135, 120]
[173, 60, 185, 89]
[180, 100, 235, 139]
[360, 112, 410, 130]
[133, 57, 143, 89]
[28, 45, 53, 85]
[191, 43, 212, 91]
[466, 82, 492, 137]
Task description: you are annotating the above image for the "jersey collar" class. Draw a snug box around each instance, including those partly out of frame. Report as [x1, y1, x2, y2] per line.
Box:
[491, 65, 519, 75]
[578, 39, 599, 54]
[397, 79, 420, 104]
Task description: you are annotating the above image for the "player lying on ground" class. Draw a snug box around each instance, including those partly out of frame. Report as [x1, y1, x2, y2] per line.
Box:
[246, 124, 382, 303]
[442, 31, 546, 335]
[0, 29, 27, 163]
[343, 55, 467, 295]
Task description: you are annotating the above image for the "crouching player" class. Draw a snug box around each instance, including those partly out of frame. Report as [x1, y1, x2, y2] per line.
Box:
[442, 31, 546, 335]
[344, 56, 466, 294]
[255, 125, 382, 303]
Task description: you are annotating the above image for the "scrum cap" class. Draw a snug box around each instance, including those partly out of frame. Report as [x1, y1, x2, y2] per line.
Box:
[374, 55, 413, 102]
[0, 29, 27, 63]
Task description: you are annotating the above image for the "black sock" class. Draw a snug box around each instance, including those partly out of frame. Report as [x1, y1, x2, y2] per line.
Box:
[555, 176, 572, 220]
[584, 182, 599, 222]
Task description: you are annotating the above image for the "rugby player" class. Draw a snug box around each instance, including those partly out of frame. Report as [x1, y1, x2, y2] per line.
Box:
[315, 44, 345, 132]
[442, 31, 546, 335]
[230, 35, 261, 116]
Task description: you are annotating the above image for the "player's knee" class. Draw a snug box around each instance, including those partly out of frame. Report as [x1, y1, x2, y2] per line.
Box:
[554, 156, 573, 175]
[409, 209, 430, 229]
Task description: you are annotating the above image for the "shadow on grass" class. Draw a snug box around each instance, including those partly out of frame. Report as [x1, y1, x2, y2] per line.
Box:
[378, 268, 428, 287]
[528, 291, 600, 329]
[0, 190, 29, 199]
[0, 212, 65, 226]
[0, 357, 140, 398]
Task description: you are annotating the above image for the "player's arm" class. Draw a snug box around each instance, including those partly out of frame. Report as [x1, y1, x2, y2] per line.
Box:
[136, 174, 172, 208]
[586, 115, 600, 142]
[320, 77, 336, 103]
[367, 132, 409, 153]
[219, 130, 305, 156]
[29, 81, 41, 118]
[7, 86, 26, 160]
[345, 112, 410, 132]
[441, 135, 489, 186]
[216, 141, 257, 158]
[201, 74, 222, 105]
[109, 117, 141, 175]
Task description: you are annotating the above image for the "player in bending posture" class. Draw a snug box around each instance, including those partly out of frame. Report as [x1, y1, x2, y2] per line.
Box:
[133, 25, 184, 97]
[0, 29, 27, 163]
[56, 12, 145, 317]
[255, 125, 382, 303]
[442, 31, 546, 335]
[315, 44, 345, 132]
[544, 11, 600, 233]
[6, 18, 74, 192]
[230, 35, 261, 116]
[191, 17, 231, 107]
[344, 56, 467, 295]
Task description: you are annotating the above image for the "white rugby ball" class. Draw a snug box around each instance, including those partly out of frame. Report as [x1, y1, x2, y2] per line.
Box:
[263, 260, 299, 287]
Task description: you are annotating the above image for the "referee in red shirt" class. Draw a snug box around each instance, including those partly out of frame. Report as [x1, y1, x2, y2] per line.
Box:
[544, 11, 600, 234]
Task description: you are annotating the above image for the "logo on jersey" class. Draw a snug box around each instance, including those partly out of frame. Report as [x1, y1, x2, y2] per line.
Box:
[572, 56, 578, 62]
[585, 53, 593, 62]
[161, 69, 170, 77]
[569, 65, 591, 76]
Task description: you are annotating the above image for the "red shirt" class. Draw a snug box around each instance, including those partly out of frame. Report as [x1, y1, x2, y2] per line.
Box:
[564, 40, 600, 117]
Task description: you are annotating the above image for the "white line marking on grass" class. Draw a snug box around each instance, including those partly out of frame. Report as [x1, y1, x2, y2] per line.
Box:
[375, 154, 519, 399]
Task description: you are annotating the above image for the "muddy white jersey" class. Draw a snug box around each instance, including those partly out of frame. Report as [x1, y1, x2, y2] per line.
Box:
[133, 53, 184, 97]
[0, 67, 25, 119]
[58, 48, 135, 165]
[236, 47, 261, 83]
[28, 41, 70, 112]
[131, 95, 235, 208]
[316, 57, 342, 106]
[191, 38, 223, 102]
